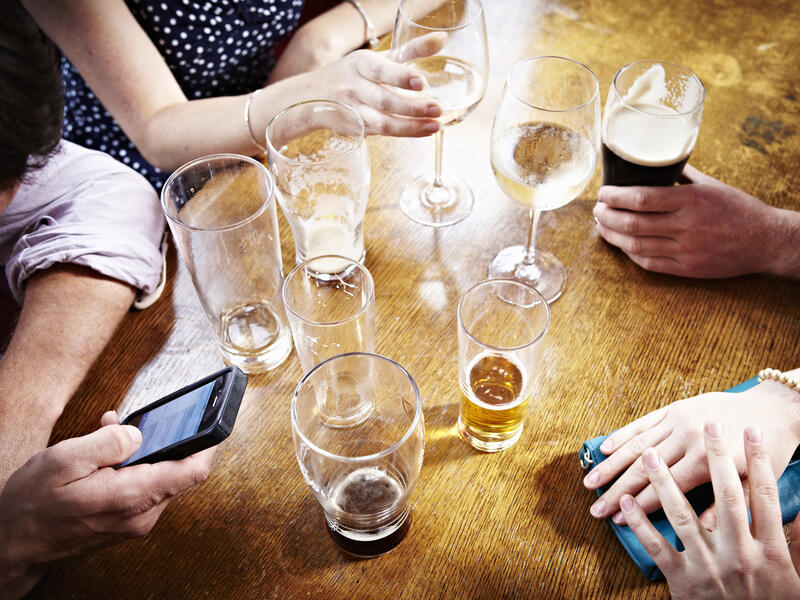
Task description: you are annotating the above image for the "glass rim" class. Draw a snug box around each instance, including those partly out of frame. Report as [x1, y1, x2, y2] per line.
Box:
[291, 352, 423, 463]
[160, 153, 275, 233]
[610, 59, 706, 119]
[506, 55, 599, 113]
[458, 278, 551, 352]
[282, 255, 375, 326]
[397, 0, 484, 32]
[266, 99, 366, 166]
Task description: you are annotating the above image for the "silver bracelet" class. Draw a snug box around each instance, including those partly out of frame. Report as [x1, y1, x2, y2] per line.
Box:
[345, 0, 380, 49]
[758, 368, 800, 393]
[244, 90, 267, 153]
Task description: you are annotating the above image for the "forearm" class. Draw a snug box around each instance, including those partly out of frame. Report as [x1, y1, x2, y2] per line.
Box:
[765, 206, 800, 279]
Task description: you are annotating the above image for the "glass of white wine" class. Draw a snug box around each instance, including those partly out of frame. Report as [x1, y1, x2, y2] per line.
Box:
[489, 56, 600, 303]
[391, 0, 489, 227]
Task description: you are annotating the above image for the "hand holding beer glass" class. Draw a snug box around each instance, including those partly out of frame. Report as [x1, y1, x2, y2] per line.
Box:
[488, 57, 600, 303]
[602, 60, 704, 187]
[292, 353, 424, 556]
[458, 279, 550, 452]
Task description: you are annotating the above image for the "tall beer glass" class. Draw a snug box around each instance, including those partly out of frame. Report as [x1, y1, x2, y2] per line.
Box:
[602, 60, 704, 186]
[458, 279, 550, 452]
[267, 100, 369, 272]
[162, 154, 292, 373]
[292, 353, 424, 557]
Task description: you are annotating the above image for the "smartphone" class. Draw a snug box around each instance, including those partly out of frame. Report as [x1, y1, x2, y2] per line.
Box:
[120, 366, 247, 467]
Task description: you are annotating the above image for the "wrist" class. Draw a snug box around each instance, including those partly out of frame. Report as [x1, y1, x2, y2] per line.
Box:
[300, 6, 364, 58]
[755, 378, 800, 445]
[764, 206, 800, 279]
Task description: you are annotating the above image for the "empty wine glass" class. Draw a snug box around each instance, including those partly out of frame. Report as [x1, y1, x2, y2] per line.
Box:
[488, 56, 600, 303]
[391, 0, 489, 227]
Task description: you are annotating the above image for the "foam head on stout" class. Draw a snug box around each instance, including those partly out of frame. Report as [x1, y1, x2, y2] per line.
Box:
[602, 61, 704, 187]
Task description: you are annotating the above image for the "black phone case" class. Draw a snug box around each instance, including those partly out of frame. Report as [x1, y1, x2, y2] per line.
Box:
[121, 366, 247, 466]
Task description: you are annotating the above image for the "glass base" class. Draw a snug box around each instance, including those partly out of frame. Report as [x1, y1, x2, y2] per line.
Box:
[488, 245, 566, 304]
[458, 415, 524, 453]
[218, 324, 293, 374]
[399, 175, 473, 227]
[296, 250, 367, 282]
[325, 509, 411, 558]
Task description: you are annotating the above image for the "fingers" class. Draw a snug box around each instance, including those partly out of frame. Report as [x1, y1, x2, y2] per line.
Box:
[593, 202, 683, 237]
[43, 424, 142, 483]
[619, 252, 686, 277]
[790, 509, 800, 574]
[598, 185, 685, 213]
[584, 418, 671, 491]
[698, 503, 717, 531]
[619, 494, 682, 577]
[356, 50, 427, 91]
[596, 406, 669, 457]
[743, 426, 784, 544]
[611, 454, 710, 525]
[100, 410, 120, 427]
[351, 80, 441, 119]
[595, 222, 679, 258]
[392, 32, 448, 63]
[589, 435, 682, 519]
[358, 105, 440, 137]
[703, 421, 750, 543]
[639, 448, 708, 549]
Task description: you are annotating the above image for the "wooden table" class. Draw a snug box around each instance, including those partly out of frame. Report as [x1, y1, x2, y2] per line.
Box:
[34, 0, 800, 598]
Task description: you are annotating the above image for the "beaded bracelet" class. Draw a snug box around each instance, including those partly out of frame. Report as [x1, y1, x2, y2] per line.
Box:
[244, 90, 267, 153]
[757, 368, 800, 393]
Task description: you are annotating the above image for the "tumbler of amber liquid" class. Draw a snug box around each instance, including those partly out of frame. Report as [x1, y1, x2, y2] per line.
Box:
[457, 279, 550, 452]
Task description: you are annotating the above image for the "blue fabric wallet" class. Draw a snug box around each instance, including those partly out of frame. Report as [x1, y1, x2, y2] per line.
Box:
[580, 377, 800, 581]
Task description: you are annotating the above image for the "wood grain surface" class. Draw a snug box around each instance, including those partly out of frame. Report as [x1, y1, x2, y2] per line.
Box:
[32, 0, 800, 598]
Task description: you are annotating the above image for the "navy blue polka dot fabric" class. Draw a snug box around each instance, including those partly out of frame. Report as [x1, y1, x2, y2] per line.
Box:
[62, 0, 304, 189]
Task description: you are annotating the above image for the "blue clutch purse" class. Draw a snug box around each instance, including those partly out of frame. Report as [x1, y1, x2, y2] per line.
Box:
[580, 377, 800, 581]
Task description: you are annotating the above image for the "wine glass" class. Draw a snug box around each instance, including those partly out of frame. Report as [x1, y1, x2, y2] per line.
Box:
[488, 56, 600, 303]
[391, 0, 489, 227]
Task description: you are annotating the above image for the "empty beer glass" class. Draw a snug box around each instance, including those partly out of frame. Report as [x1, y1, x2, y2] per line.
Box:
[283, 255, 375, 373]
[292, 353, 424, 557]
[267, 100, 369, 272]
[458, 279, 550, 452]
[161, 154, 292, 373]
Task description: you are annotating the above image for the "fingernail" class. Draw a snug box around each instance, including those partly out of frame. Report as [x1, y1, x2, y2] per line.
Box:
[409, 76, 423, 90]
[642, 448, 659, 469]
[745, 426, 763, 443]
[612, 511, 626, 525]
[619, 496, 634, 513]
[598, 188, 609, 202]
[123, 425, 142, 444]
[600, 438, 613, 454]
[592, 204, 601, 218]
[705, 420, 723, 439]
[426, 104, 441, 117]
[584, 471, 600, 488]
[590, 499, 607, 518]
[424, 121, 439, 133]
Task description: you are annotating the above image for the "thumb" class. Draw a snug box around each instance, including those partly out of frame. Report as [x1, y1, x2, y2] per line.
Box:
[790, 509, 800, 575]
[46, 424, 142, 483]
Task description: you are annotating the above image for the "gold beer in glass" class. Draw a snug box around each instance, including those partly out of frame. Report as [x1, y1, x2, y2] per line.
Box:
[457, 279, 550, 452]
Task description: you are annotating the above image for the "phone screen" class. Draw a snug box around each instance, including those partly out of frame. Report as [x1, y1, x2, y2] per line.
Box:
[121, 379, 217, 466]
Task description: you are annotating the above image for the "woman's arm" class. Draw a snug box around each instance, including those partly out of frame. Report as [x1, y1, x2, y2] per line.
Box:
[23, 0, 440, 172]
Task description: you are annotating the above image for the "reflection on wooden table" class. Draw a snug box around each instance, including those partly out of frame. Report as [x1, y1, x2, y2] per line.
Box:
[37, 0, 800, 598]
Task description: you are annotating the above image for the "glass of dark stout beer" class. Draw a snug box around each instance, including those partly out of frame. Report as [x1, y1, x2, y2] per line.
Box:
[488, 56, 600, 303]
[457, 279, 550, 452]
[602, 60, 705, 186]
[291, 353, 424, 557]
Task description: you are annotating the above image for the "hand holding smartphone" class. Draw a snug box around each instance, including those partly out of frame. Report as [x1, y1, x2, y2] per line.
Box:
[120, 366, 247, 467]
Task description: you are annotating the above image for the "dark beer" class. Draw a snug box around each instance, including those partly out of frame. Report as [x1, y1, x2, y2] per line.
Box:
[601, 142, 690, 186]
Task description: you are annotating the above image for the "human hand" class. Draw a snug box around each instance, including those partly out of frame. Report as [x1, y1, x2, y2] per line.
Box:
[593, 164, 789, 278]
[0, 411, 214, 599]
[299, 33, 447, 138]
[583, 380, 800, 526]
[621, 422, 800, 600]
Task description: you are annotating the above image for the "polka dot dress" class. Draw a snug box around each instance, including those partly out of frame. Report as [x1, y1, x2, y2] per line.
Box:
[62, 0, 305, 189]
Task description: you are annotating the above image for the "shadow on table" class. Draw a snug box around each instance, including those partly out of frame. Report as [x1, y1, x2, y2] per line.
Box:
[530, 451, 649, 596]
